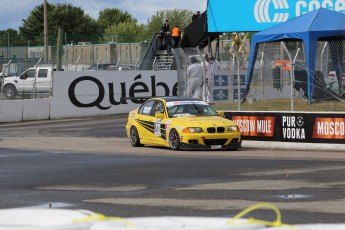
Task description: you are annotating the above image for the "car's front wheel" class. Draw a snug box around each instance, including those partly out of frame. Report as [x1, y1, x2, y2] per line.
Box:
[130, 126, 143, 147]
[3, 84, 17, 99]
[169, 129, 181, 150]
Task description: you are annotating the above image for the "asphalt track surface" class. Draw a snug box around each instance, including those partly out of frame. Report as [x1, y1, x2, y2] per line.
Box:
[0, 114, 345, 225]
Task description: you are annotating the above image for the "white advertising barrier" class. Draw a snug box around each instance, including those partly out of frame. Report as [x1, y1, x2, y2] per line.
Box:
[0, 100, 23, 123]
[23, 98, 50, 121]
[90, 217, 266, 230]
[258, 224, 345, 230]
[0, 208, 96, 230]
[90, 203, 290, 230]
[50, 70, 178, 119]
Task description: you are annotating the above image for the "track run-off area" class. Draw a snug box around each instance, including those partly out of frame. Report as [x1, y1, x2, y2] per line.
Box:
[1, 114, 345, 224]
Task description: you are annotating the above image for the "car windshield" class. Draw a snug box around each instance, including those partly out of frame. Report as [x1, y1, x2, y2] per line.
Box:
[166, 101, 218, 118]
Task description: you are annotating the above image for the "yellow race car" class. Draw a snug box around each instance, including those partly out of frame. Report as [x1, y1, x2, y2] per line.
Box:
[126, 97, 241, 150]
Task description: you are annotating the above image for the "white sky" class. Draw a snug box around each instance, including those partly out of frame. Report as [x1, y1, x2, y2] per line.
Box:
[0, 0, 207, 30]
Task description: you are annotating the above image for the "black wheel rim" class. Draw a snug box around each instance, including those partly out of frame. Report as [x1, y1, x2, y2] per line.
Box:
[169, 130, 180, 149]
[5, 86, 15, 98]
[130, 127, 138, 145]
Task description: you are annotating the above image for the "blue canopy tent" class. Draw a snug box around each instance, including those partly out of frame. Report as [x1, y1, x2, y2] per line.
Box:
[247, 8, 345, 104]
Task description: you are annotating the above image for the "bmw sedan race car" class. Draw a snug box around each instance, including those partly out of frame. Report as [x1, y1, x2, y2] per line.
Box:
[125, 97, 241, 150]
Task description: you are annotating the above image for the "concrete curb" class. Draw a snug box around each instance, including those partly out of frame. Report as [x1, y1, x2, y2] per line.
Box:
[242, 140, 345, 152]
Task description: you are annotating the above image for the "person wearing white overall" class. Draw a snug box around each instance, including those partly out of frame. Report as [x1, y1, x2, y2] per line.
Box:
[204, 55, 220, 104]
[186, 57, 204, 99]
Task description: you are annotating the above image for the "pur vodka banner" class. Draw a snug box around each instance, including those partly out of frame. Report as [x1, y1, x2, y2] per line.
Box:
[207, 0, 345, 32]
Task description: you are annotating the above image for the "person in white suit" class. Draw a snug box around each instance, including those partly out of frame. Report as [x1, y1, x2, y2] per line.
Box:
[186, 57, 204, 99]
[204, 55, 220, 104]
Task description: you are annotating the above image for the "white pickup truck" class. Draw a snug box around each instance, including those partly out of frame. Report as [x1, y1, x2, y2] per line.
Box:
[1, 67, 54, 99]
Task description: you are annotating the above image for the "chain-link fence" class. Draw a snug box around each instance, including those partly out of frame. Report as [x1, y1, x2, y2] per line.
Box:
[2, 32, 345, 112]
[173, 39, 345, 112]
[0, 34, 153, 100]
[246, 41, 345, 112]
[0, 33, 153, 75]
[173, 48, 240, 106]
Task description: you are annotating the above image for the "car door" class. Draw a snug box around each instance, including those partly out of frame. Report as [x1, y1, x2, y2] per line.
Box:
[135, 100, 157, 144]
[16, 69, 36, 93]
[151, 100, 168, 146]
[135, 100, 167, 145]
[35, 68, 50, 93]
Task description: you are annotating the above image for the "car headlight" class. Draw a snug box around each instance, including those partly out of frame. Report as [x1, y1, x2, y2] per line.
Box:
[227, 126, 238, 132]
[182, 127, 204, 133]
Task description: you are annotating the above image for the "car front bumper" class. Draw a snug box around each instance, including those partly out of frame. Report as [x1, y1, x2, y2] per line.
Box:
[178, 132, 242, 150]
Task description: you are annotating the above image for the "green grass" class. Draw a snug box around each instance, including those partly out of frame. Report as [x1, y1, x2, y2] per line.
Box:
[213, 98, 345, 112]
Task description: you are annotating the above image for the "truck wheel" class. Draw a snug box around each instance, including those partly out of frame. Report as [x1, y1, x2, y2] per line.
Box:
[3, 84, 17, 99]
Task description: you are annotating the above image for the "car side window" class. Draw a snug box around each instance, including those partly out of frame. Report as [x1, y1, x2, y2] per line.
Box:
[22, 69, 35, 79]
[154, 101, 165, 115]
[28, 70, 35, 78]
[38, 69, 48, 78]
[138, 100, 155, 116]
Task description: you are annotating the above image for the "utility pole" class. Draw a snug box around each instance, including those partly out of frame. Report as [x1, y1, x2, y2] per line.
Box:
[44, 0, 48, 62]
[56, 28, 63, 71]
[7, 32, 10, 59]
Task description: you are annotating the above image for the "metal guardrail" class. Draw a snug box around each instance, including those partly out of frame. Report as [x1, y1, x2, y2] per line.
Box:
[139, 34, 161, 70]
[152, 57, 157, 71]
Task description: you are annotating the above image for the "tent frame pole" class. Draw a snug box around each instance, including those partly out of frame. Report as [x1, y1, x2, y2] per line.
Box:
[282, 42, 297, 112]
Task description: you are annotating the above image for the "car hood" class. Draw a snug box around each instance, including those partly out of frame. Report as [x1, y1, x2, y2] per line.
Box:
[3, 76, 19, 83]
[170, 116, 236, 127]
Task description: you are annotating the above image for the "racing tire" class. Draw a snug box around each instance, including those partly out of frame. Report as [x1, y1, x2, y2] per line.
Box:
[3, 84, 17, 99]
[169, 129, 181, 150]
[130, 126, 143, 147]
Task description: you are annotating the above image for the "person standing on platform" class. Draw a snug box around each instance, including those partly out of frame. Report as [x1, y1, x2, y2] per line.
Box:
[172, 25, 181, 48]
[162, 19, 170, 33]
[161, 19, 170, 45]
[164, 31, 173, 56]
[162, 20, 169, 35]
[192, 11, 201, 21]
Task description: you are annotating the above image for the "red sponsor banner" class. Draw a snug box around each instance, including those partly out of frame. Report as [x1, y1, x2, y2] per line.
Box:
[232, 116, 275, 137]
[312, 118, 345, 139]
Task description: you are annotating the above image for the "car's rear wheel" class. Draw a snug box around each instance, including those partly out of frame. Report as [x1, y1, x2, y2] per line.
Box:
[169, 129, 181, 150]
[130, 126, 143, 147]
[3, 84, 17, 99]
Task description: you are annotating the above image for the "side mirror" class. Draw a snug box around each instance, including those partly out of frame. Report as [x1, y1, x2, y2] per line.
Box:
[20, 74, 27, 79]
[217, 111, 225, 117]
[155, 112, 165, 119]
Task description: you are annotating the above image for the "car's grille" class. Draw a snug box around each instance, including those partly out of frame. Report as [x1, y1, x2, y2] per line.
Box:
[207, 127, 225, 133]
[203, 139, 228, 145]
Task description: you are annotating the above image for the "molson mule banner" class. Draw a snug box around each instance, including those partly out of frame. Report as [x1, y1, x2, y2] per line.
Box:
[207, 0, 345, 32]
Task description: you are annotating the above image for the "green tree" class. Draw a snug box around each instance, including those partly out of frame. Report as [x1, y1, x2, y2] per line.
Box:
[104, 21, 148, 43]
[98, 8, 136, 32]
[146, 9, 194, 35]
[19, 2, 55, 46]
[19, 3, 102, 46]
[49, 4, 102, 44]
[0, 29, 26, 47]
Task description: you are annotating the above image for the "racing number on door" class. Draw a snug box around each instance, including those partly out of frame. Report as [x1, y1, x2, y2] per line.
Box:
[154, 120, 162, 136]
